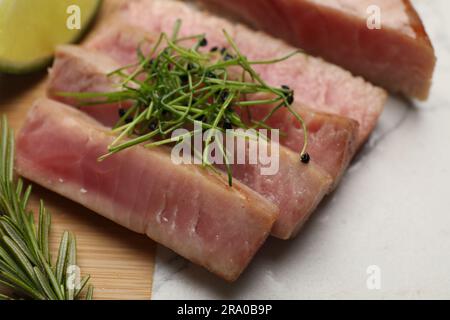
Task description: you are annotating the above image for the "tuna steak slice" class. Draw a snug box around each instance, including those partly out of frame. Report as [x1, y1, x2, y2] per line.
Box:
[84, 25, 360, 183]
[47, 45, 333, 239]
[200, 0, 436, 100]
[220, 141, 331, 239]
[242, 103, 359, 185]
[16, 98, 279, 281]
[47, 45, 129, 127]
[111, 0, 386, 146]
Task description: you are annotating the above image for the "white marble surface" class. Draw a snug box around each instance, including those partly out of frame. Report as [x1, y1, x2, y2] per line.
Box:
[152, 0, 450, 299]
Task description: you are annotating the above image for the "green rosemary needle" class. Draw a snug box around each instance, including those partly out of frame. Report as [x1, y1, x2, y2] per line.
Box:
[0, 116, 93, 300]
[57, 20, 309, 186]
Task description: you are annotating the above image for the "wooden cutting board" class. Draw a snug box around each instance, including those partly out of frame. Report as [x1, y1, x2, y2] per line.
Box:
[0, 0, 155, 300]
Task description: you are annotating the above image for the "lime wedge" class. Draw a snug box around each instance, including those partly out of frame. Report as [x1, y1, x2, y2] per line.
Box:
[0, 0, 101, 74]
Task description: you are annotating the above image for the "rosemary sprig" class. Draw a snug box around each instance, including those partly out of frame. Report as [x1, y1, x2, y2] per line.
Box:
[0, 116, 93, 300]
[57, 20, 309, 186]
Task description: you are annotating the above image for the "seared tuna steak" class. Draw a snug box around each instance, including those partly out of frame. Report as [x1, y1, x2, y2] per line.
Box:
[16, 98, 279, 281]
[200, 0, 436, 100]
[47, 45, 333, 239]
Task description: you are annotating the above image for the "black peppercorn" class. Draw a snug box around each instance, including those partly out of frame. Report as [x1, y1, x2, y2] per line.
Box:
[301, 153, 310, 164]
[286, 93, 294, 105]
[206, 71, 217, 79]
[199, 37, 208, 47]
[220, 90, 229, 102]
[118, 108, 126, 117]
[210, 46, 219, 52]
[223, 53, 234, 61]
[281, 85, 294, 105]
[223, 119, 233, 130]
[148, 122, 157, 131]
[179, 74, 188, 83]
